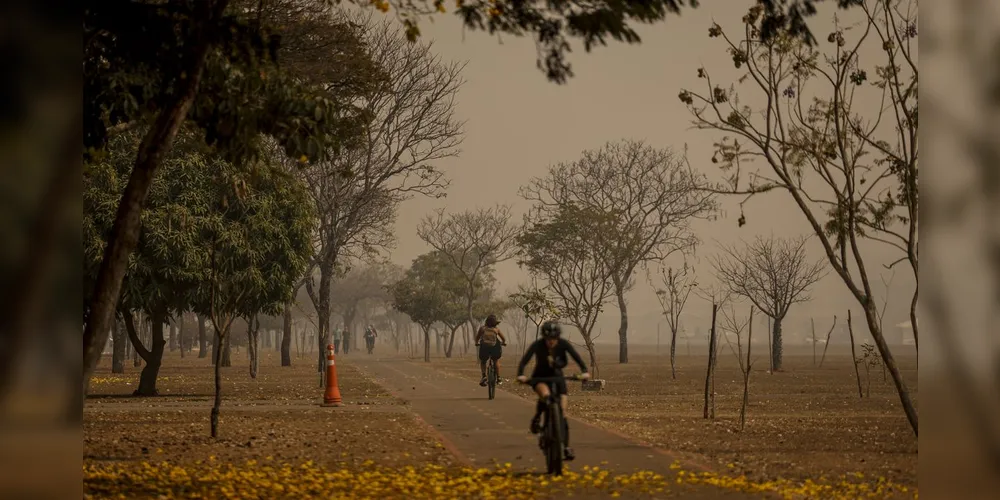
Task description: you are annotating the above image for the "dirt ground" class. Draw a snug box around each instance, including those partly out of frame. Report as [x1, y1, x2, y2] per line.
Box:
[85, 349, 456, 472]
[432, 342, 918, 488]
[84, 342, 917, 498]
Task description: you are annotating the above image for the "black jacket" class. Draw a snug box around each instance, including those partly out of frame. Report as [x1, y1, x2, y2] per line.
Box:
[517, 337, 588, 377]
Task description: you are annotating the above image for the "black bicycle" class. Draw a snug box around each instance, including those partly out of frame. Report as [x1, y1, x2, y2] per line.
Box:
[519, 374, 582, 476]
[477, 343, 506, 400]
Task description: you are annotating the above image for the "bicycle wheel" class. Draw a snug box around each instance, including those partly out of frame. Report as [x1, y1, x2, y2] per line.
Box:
[487, 360, 496, 400]
[545, 401, 564, 475]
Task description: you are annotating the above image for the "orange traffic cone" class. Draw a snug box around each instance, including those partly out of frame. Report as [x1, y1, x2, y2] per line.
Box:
[322, 344, 342, 407]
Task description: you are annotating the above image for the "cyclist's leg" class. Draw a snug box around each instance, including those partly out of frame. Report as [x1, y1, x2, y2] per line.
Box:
[556, 380, 574, 458]
[478, 347, 488, 384]
[493, 345, 503, 381]
[530, 381, 551, 433]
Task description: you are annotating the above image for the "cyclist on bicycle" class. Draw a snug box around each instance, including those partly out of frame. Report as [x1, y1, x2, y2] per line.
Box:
[516, 320, 590, 461]
[364, 325, 377, 353]
[475, 314, 507, 386]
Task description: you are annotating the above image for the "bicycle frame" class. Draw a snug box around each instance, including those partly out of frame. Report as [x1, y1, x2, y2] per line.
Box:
[478, 343, 505, 400]
[519, 374, 582, 475]
[486, 358, 497, 400]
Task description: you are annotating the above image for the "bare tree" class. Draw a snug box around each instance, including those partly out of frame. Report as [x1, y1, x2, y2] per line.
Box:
[818, 315, 838, 368]
[521, 139, 716, 364]
[697, 284, 731, 420]
[651, 263, 698, 379]
[679, 1, 918, 434]
[298, 12, 463, 374]
[722, 304, 756, 431]
[417, 205, 521, 356]
[847, 309, 864, 399]
[502, 304, 532, 355]
[711, 235, 825, 371]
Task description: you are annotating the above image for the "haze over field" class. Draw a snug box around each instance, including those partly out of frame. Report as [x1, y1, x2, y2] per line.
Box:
[384, 2, 915, 345]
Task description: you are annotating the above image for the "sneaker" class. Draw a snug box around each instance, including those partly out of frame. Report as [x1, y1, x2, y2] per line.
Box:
[479, 376, 487, 387]
[563, 447, 575, 461]
[530, 415, 541, 434]
[496, 377, 504, 385]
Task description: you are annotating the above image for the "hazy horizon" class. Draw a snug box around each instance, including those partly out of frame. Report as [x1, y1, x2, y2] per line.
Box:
[328, 2, 917, 347]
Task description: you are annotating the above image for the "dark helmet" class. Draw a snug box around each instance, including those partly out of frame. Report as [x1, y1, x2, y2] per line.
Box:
[540, 320, 562, 339]
[485, 314, 499, 328]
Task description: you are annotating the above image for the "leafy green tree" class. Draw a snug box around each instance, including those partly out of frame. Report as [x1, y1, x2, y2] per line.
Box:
[508, 280, 565, 344]
[417, 205, 520, 357]
[389, 250, 492, 361]
[84, 130, 216, 395]
[186, 157, 313, 438]
[378, 0, 862, 83]
[82, 0, 373, 396]
[517, 204, 619, 377]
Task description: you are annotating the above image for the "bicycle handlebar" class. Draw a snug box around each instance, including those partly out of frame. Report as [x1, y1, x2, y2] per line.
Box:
[517, 374, 586, 384]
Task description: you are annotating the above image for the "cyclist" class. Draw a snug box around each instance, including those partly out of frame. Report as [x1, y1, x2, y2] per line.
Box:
[364, 325, 377, 354]
[475, 314, 507, 386]
[516, 320, 590, 462]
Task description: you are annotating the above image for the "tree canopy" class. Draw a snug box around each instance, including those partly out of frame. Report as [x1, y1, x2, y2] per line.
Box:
[379, 0, 864, 83]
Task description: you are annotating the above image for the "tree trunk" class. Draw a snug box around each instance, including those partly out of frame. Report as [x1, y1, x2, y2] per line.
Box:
[315, 261, 333, 378]
[197, 314, 208, 358]
[180, 317, 187, 358]
[909, 285, 919, 353]
[422, 326, 432, 362]
[211, 328, 225, 438]
[210, 326, 217, 365]
[616, 288, 629, 364]
[221, 333, 232, 367]
[247, 317, 260, 379]
[169, 321, 177, 352]
[135, 314, 166, 396]
[703, 303, 718, 419]
[445, 318, 461, 358]
[111, 321, 126, 374]
[462, 323, 469, 356]
[124, 326, 134, 364]
[766, 316, 773, 373]
[740, 307, 754, 432]
[81, 18, 219, 396]
[583, 337, 600, 379]
[811, 318, 817, 367]
[847, 310, 863, 399]
[669, 328, 678, 379]
[819, 317, 836, 368]
[771, 317, 784, 372]
[131, 324, 142, 368]
[281, 304, 292, 366]
[123, 312, 149, 370]
[862, 304, 918, 435]
[448, 324, 464, 358]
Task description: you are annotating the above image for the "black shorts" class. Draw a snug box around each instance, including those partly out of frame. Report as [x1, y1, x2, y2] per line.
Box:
[478, 343, 502, 361]
[531, 372, 568, 396]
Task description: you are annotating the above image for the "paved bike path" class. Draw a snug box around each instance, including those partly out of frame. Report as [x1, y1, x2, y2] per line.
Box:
[354, 358, 762, 498]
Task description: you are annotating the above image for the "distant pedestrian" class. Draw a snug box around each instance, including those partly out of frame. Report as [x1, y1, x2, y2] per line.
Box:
[332, 328, 341, 354]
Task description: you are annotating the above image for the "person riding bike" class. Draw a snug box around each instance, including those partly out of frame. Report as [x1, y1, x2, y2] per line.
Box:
[516, 320, 590, 462]
[475, 314, 507, 386]
[364, 325, 377, 353]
